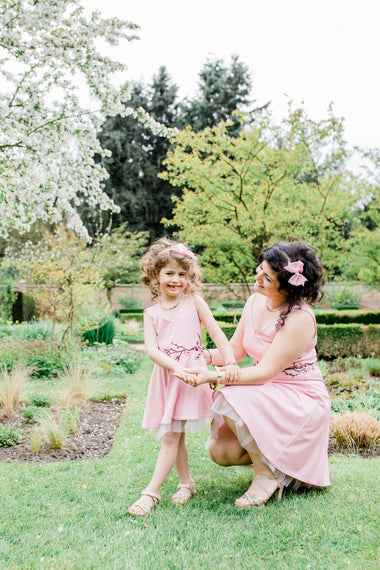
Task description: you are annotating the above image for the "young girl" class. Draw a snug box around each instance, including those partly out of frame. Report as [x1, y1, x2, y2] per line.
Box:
[128, 238, 237, 516]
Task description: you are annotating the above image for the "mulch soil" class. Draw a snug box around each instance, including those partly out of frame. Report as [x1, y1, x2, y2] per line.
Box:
[0, 398, 378, 463]
[0, 398, 127, 463]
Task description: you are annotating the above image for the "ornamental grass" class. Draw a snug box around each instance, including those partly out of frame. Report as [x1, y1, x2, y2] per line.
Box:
[330, 411, 380, 450]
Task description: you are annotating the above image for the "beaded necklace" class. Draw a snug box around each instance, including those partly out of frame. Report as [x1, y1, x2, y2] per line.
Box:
[158, 296, 183, 311]
[265, 302, 286, 313]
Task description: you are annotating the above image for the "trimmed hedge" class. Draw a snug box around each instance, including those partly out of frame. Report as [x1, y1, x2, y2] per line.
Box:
[117, 311, 144, 324]
[213, 309, 380, 325]
[315, 310, 380, 325]
[205, 323, 380, 360]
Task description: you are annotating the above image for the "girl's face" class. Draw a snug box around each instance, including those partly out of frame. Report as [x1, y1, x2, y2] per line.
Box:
[158, 260, 188, 300]
[254, 260, 285, 300]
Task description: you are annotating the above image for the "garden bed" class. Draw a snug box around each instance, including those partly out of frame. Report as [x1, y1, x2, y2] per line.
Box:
[0, 398, 127, 463]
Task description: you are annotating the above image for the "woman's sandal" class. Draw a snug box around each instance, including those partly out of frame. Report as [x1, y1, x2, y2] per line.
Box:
[128, 489, 161, 516]
[171, 480, 196, 505]
[235, 475, 284, 509]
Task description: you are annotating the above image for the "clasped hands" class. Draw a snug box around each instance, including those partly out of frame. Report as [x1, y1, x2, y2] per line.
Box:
[174, 364, 240, 387]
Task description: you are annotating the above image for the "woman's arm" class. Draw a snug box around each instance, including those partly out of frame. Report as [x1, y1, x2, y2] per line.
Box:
[177, 309, 315, 386]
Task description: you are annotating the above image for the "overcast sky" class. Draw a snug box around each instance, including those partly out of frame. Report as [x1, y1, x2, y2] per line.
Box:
[83, 0, 380, 149]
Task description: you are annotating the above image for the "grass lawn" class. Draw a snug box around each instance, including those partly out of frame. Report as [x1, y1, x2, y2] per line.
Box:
[1, 352, 379, 569]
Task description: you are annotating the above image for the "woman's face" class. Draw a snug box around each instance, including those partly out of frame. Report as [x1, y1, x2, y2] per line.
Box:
[254, 260, 284, 299]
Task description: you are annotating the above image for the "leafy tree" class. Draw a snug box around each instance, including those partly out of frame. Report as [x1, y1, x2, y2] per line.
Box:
[92, 67, 180, 240]
[94, 225, 149, 304]
[341, 149, 380, 286]
[0, 0, 142, 240]
[178, 55, 255, 134]
[10, 229, 105, 338]
[161, 108, 358, 298]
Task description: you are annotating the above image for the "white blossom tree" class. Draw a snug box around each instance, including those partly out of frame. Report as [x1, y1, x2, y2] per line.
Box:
[0, 0, 176, 240]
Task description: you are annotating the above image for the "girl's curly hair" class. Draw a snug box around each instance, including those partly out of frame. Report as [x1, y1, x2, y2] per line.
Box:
[140, 238, 203, 301]
[259, 240, 325, 325]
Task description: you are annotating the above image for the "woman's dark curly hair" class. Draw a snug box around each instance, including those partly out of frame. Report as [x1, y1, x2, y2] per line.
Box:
[259, 240, 325, 324]
[140, 238, 203, 301]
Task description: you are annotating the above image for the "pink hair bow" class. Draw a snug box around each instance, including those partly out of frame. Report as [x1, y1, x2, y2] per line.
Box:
[284, 260, 308, 286]
[168, 244, 197, 260]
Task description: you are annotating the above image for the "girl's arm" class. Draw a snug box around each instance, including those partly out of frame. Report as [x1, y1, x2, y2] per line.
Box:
[194, 295, 238, 365]
[206, 316, 247, 365]
[143, 312, 185, 373]
[178, 310, 315, 386]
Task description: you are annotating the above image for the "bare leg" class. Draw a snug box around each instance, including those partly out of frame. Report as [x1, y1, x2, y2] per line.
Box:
[129, 431, 182, 513]
[208, 420, 251, 466]
[222, 416, 281, 506]
[174, 432, 192, 484]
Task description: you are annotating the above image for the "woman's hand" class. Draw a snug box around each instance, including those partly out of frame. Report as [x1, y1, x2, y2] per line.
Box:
[221, 363, 240, 384]
[173, 367, 214, 387]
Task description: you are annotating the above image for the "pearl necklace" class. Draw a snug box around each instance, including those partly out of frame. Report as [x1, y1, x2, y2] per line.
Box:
[265, 302, 286, 313]
[158, 297, 182, 311]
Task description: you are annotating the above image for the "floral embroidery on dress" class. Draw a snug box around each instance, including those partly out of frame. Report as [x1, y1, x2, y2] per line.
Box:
[282, 362, 318, 377]
[162, 334, 204, 362]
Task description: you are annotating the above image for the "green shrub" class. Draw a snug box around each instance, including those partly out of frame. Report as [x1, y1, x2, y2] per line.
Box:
[29, 393, 54, 407]
[211, 311, 242, 324]
[82, 344, 141, 374]
[0, 337, 72, 378]
[21, 405, 43, 424]
[205, 323, 380, 359]
[327, 285, 362, 310]
[317, 324, 380, 359]
[0, 424, 21, 446]
[117, 295, 143, 312]
[11, 319, 54, 340]
[80, 314, 115, 346]
[315, 310, 380, 325]
[118, 311, 144, 323]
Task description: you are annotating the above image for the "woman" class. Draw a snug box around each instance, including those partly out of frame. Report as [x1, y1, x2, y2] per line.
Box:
[175, 240, 331, 508]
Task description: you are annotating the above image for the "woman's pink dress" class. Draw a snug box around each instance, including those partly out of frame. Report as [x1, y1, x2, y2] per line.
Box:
[142, 295, 212, 438]
[211, 294, 331, 487]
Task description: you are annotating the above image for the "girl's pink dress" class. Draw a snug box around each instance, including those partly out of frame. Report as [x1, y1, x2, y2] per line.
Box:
[211, 294, 331, 487]
[142, 296, 212, 438]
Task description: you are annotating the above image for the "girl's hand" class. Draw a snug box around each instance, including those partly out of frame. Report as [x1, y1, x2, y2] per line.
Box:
[173, 367, 213, 387]
[173, 367, 197, 386]
[221, 363, 240, 384]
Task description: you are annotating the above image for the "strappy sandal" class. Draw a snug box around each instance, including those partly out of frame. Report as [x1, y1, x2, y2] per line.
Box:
[235, 475, 284, 509]
[128, 489, 161, 516]
[171, 480, 196, 505]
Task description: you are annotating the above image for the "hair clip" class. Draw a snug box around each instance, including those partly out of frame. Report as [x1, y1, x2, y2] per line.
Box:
[284, 260, 308, 286]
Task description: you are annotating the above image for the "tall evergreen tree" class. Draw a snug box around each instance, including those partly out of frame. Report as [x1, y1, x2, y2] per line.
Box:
[82, 67, 180, 240]
[178, 55, 254, 134]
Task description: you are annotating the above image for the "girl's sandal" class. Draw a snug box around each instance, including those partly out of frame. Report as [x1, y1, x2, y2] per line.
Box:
[171, 480, 196, 504]
[128, 489, 161, 516]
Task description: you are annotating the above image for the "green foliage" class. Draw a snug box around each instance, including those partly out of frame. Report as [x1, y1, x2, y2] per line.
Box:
[315, 310, 380, 324]
[11, 319, 55, 340]
[60, 406, 80, 435]
[82, 344, 141, 375]
[0, 259, 19, 320]
[117, 294, 143, 312]
[178, 55, 253, 134]
[0, 337, 73, 378]
[317, 324, 380, 359]
[95, 226, 149, 293]
[28, 393, 54, 408]
[205, 322, 380, 359]
[0, 424, 21, 446]
[162, 106, 357, 290]
[327, 285, 362, 310]
[21, 405, 44, 424]
[80, 314, 116, 346]
[93, 70, 180, 241]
